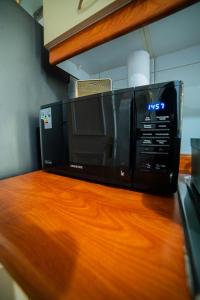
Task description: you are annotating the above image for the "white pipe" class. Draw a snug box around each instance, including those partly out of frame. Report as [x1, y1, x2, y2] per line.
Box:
[128, 50, 150, 87]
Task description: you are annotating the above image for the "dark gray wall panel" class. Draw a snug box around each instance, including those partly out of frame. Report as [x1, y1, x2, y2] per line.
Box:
[0, 0, 67, 179]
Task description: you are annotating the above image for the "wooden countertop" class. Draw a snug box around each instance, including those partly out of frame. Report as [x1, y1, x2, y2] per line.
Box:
[0, 171, 190, 300]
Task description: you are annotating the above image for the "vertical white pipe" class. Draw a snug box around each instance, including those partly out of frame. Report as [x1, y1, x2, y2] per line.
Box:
[128, 50, 150, 87]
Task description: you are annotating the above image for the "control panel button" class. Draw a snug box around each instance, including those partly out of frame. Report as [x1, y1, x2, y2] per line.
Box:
[141, 132, 153, 137]
[141, 139, 153, 145]
[141, 151, 168, 155]
[156, 116, 170, 121]
[155, 132, 169, 136]
[156, 123, 170, 129]
[155, 139, 169, 145]
[143, 124, 156, 129]
[139, 158, 168, 172]
[154, 163, 167, 171]
[141, 146, 154, 152]
[141, 161, 153, 171]
[145, 162, 152, 169]
[157, 146, 169, 153]
[144, 116, 151, 122]
[140, 146, 169, 154]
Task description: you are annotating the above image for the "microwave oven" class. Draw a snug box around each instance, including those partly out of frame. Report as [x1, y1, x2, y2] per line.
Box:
[40, 81, 183, 194]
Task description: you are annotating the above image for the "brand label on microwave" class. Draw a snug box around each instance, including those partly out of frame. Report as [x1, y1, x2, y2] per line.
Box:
[70, 164, 83, 169]
[45, 160, 52, 165]
[41, 107, 52, 129]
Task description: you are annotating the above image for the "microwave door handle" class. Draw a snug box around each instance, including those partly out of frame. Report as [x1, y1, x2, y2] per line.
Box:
[109, 143, 113, 158]
[112, 95, 117, 161]
[107, 137, 114, 158]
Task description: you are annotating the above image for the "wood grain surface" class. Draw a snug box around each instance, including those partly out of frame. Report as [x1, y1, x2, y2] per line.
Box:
[0, 171, 190, 300]
[49, 0, 198, 64]
[179, 154, 191, 174]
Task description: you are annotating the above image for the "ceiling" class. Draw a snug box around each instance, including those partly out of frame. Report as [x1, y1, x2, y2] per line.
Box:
[69, 3, 200, 74]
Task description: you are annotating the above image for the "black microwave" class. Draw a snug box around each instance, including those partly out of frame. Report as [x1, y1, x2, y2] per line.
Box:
[40, 81, 183, 194]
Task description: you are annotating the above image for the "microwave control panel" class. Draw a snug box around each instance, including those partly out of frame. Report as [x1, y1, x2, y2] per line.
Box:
[133, 81, 182, 193]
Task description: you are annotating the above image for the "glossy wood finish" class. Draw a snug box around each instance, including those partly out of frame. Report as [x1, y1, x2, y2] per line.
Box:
[0, 171, 190, 300]
[180, 154, 191, 174]
[49, 0, 198, 64]
[44, 0, 132, 49]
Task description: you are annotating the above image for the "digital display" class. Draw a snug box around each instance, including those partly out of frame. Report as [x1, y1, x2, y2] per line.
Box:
[147, 102, 165, 111]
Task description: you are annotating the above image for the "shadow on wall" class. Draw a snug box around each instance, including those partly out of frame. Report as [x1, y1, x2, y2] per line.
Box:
[0, 0, 69, 180]
[28, 114, 42, 170]
[33, 21, 69, 101]
[8, 114, 42, 179]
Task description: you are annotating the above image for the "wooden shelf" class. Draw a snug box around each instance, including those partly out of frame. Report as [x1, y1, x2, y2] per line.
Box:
[49, 0, 198, 64]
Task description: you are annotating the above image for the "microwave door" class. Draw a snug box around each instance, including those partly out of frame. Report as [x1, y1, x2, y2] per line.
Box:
[64, 90, 133, 185]
[65, 95, 115, 172]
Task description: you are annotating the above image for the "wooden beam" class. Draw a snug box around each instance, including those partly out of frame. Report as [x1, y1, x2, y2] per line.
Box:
[179, 154, 191, 174]
[49, 0, 198, 65]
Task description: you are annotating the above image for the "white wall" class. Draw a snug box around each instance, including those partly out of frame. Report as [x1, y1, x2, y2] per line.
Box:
[91, 65, 128, 90]
[58, 60, 90, 80]
[90, 61, 154, 88]
[154, 45, 200, 154]
[91, 44, 200, 154]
